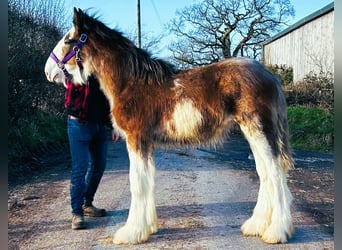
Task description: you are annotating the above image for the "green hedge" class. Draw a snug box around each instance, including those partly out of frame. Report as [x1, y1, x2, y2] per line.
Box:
[288, 106, 333, 152]
[8, 112, 67, 165]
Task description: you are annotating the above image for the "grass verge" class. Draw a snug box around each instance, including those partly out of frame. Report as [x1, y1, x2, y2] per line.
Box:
[288, 106, 333, 152]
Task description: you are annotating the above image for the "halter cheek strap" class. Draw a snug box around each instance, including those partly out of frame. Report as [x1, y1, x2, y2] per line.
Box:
[50, 33, 88, 77]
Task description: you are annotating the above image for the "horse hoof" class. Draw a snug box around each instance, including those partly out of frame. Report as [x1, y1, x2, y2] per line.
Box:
[261, 223, 293, 244]
[241, 216, 268, 237]
[113, 224, 150, 245]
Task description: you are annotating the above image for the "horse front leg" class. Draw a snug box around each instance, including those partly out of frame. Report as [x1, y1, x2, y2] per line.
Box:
[113, 142, 157, 245]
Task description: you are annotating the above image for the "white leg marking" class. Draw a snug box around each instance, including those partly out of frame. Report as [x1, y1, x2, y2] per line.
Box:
[262, 156, 293, 243]
[241, 127, 293, 243]
[241, 139, 272, 237]
[146, 154, 158, 234]
[113, 144, 157, 245]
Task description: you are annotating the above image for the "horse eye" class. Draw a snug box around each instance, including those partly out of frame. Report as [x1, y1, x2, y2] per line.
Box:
[65, 39, 76, 45]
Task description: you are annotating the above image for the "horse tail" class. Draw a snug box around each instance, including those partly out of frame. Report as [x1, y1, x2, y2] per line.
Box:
[274, 77, 294, 171]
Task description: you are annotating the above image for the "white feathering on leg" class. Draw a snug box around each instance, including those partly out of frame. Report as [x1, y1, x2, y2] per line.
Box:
[113, 145, 157, 244]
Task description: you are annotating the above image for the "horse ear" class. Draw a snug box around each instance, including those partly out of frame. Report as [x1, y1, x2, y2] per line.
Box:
[73, 7, 83, 30]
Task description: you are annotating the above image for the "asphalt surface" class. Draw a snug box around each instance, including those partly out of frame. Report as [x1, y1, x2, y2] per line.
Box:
[8, 134, 334, 249]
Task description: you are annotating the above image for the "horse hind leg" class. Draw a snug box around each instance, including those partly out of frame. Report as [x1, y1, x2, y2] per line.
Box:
[113, 142, 157, 245]
[240, 130, 272, 237]
[239, 120, 293, 244]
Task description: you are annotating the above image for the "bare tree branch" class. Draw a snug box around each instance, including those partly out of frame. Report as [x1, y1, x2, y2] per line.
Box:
[167, 0, 294, 68]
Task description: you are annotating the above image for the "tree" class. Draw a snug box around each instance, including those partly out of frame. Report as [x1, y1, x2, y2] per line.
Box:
[8, 0, 70, 163]
[168, 0, 295, 68]
[8, 0, 69, 119]
[124, 28, 164, 57]
[8, 0, 68, 79]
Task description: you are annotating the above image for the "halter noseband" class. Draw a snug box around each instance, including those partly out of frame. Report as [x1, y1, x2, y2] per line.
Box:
[50, 33, 88, 77]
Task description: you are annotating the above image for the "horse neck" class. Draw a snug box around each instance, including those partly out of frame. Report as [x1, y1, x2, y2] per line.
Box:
[84, 41, 127, 90]
[84, 35, 175, 91]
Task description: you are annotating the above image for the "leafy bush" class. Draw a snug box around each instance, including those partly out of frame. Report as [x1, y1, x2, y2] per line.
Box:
[8, 111, 68, 165]
[284, 71, 334, 113]
[267, 65, 335, 152]
[267, 64, 293, 85]
[287, 107, 333, 152]
[8, 1, 68, 166]
[8, 77, 67, 164]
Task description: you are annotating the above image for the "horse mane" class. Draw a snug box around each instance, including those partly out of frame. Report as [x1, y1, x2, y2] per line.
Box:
[75, 9, 179, 85]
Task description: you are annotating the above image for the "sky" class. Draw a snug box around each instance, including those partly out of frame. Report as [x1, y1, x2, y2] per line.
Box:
[65, 0, 334, 58]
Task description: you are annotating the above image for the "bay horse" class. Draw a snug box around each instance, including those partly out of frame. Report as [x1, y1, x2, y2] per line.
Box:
[45, 8, 294, 245]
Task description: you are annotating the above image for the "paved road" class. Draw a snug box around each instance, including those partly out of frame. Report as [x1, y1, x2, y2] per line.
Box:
[9, 134, 333, 249]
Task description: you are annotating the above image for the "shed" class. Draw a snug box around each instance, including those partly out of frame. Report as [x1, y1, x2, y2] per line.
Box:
[262, 2, 334, 83]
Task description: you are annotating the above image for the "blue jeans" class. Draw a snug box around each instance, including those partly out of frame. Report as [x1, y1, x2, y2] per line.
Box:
[67, 118, 108, 216]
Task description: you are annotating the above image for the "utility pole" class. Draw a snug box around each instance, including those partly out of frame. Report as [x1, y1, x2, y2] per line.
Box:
[137, 0, 141, 48]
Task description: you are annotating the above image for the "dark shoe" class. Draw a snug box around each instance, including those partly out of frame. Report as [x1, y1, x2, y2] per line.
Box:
[82, 204, 107, 217]
[72, 214, 86, 230]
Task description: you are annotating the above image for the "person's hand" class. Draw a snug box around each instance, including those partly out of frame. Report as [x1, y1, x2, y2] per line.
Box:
[111, 130, 120, 142]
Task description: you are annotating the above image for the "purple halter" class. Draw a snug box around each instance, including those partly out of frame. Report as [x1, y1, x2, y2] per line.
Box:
[50, 33, 88, 77]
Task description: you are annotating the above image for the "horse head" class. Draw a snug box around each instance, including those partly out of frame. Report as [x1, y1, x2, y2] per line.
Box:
[44, 8, 93, 86]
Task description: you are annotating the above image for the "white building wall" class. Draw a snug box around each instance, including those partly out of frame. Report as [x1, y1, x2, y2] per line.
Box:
[263, 10, 334, 83]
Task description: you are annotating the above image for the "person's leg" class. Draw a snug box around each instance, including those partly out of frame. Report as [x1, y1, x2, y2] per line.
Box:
[67, 119, 92, 227]
[83, 124, 108, 216]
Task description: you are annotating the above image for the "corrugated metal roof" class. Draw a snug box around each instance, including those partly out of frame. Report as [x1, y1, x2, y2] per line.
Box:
[262, 2, 334, 45]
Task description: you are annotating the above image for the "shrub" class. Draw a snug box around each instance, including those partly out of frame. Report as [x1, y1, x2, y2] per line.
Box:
[287, 106, 333, 152]
[8, 78, 66, 169]
[267, 64, 293, 86]
[284, 71, 334, 113]
[8, 1, 68, 166]
[8, 111, 68, 165]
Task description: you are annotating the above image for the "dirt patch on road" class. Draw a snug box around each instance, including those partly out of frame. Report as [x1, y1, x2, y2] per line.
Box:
[8, 143, 71, 249]
[288, 166, 334, 235]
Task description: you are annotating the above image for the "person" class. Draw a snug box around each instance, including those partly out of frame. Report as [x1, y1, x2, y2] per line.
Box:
[65, 74, 119, 230]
